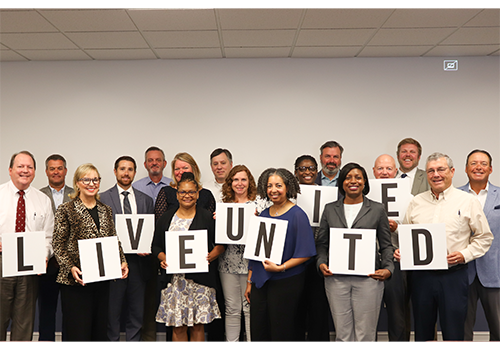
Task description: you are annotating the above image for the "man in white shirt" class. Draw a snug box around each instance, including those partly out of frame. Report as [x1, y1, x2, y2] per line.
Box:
[38, 154, 74, 341]
[0, 151, 54, 341]
[205, 148, 233, 203]
[396, 138, 429, 195]
[100, 156, 154, 341]
[458, 149, 500, 341]
[133, 146, 172, 205]
[395, 152, 493, 341]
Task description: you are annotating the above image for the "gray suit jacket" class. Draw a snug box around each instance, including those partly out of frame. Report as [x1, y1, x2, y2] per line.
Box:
[40, 185, 74, 214]
[411, 168, 429, 196]
[100, 184, 155, 281]
[316, 196, 394, 275]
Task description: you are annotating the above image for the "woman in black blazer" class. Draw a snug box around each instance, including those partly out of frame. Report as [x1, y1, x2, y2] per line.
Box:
[315, 162, 394, 342]
[152, 172, 225, 341]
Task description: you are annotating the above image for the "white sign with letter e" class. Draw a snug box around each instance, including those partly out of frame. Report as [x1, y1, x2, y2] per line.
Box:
[399, 223, 448, 270]
[367, 178, 412, 221]
[115, 214, 154, 254]
[243, 216, 288, 264]
[215, 202, 255, 244]
[165, 230, 208, 274]
[78, 236, 122, 283]
[328, 228, 376, 276]
[297, 185, 338, 227]
[1, 231, 46, 277]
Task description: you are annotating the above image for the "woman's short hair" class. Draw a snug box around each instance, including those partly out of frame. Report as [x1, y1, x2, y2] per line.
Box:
[294, 154, 318, 170]
[170, 152, 202, 187]
[337, 162, 370, 197]
[257, 168, 301, 201]
[221, 165, 257, 203]
[177, 172, 200, 191]
[70, 163, 101, 200]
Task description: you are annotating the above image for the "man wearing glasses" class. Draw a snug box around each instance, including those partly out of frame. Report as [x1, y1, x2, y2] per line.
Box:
[394, 152, 493, 341]
[0, 151, 54, 341]
[100, 156, 154, 341]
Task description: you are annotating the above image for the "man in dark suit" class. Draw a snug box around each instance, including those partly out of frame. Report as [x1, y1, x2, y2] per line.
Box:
[459, 149, 500, 341]
[314, 140, 344, 187]
[100, 156, 154, 341]
[39, 154, 74, 341]
[396, 138, 429, 195]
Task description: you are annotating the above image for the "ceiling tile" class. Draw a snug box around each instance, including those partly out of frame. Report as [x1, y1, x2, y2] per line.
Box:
[218, 8, 303, 30]
[441, 27, 500, 45]
[17, 49, 92, 61]
[296, 29, 376, 46]
[368, 28, 456, 46]
[425, 45, 500, 57]
[464, 9, 500, 27]
[39, 9, 137, 32]
[65, 32, 149, 49]
[358, 45, 432, 57]
[225, 47, 290, 58]
[301, 8, 394, 29]
[0, 33, 78, 50]
[0, 10, 58, 33]
[143, 31, 220, 48]
[292, 46, 361, 58]
[127, 9, 217, 31]
[86, 49, 157, 60]
[383, 9, 481, 28]
[155, 48, 222, 59]
[223, 30, 296, 47]
[0, 49, 29, 61]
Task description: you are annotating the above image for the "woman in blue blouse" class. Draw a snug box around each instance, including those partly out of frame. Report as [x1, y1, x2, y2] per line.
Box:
[244, 168, 316, 341]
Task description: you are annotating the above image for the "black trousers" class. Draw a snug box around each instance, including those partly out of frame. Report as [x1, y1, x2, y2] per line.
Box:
[250, 270, 306, 341]
[60, 281, 110, 341]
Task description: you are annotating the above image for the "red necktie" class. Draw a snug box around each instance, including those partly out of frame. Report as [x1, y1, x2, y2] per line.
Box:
[16, 190, 26, 232]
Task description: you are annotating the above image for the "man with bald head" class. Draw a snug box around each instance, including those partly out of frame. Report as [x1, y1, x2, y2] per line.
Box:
[373, 154, 410, 341]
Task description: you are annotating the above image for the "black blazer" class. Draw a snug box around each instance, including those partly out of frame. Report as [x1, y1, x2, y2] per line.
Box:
[152, 206, 221, 289]
[315, 196, 394, 275]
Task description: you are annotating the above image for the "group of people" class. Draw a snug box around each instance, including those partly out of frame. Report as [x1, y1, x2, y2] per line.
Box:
[0, 137, 498, 342]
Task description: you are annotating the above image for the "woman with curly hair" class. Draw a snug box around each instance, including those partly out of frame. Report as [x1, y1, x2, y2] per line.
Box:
[218, 165, 256, 341]
[244, 168, 316, 341]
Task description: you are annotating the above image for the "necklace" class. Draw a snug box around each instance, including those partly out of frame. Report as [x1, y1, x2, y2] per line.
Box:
[273, 201, 289, 216]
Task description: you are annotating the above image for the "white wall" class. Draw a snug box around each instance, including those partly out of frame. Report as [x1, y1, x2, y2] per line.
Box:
[1, 56, 499, 191]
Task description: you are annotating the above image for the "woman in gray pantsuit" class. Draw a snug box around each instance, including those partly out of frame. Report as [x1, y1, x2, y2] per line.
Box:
[316, 163, 394, 341]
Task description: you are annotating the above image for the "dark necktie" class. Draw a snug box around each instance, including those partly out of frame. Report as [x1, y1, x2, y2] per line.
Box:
[401, 173, 408, 178]
[16, 190, 26, 232]
[123, 191, 132, 214]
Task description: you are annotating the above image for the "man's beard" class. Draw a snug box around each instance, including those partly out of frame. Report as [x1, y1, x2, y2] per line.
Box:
[322, 163, 339, 176]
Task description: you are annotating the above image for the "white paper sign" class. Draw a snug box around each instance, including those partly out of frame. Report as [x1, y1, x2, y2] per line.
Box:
[115, 214, 154, 254]
[328, 228, 376, 276]
[165, 230, 208, 274]
[399, 223, 448, 270]
[78, 236, 122, 283]
[367, 178, 413, 221]
[243, 216, 288, 264]
[215, 202, 256, 244]
[297, 185, 338, 227]
[1, 232, 46, 277]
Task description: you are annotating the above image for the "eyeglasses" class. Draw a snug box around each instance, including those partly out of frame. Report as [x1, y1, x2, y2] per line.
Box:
[426, 167, 449, 175]
[296, 166, 317, 172]
[79, 177, 101, 185]
[178, 190, 197, 197]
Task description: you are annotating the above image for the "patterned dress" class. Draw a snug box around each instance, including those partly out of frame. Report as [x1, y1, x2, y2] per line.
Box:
[155, 214, 221, 327]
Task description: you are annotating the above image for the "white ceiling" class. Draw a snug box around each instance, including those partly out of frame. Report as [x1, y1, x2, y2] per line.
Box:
[0, 8, 499, 61]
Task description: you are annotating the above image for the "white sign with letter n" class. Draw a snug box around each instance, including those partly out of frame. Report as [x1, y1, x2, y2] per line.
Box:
[243, 216, 288, 264]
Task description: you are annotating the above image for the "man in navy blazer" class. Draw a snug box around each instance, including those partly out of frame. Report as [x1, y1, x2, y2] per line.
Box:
[100, 156, 154, 341]
[459, 149, 500, 341]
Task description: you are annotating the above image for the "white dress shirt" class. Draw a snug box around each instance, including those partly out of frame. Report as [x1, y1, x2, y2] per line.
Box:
[397, 167, 418, 189]
[118, 186, 137, 214]
[204, 179, 223, 203]
[468, 182, 489, 209]
[0, 180, 54, 258]
[403, 185, 493, 264]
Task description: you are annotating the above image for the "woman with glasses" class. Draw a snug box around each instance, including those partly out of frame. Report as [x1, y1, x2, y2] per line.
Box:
[218, 165, 256, 341]
[244, 168, 316, 341]
[293, 155, 331, 341]
[152, 172, 225, 341]
[154, 152, 216, 221]
[52, 163, 128, 341]
[315, 163, 394, 341]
